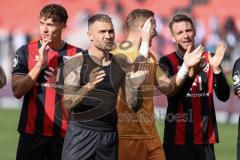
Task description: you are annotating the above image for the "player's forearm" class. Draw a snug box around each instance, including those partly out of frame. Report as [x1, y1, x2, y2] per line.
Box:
[12, 63, 42, 99]
[157, 72, 195, 98]
[214, 71, 230, 101]
[166, 63, 193, 96]
[167, 75, 182, 97]
[64, 83, 94, 109]
[12, 75, 36, 99]
[125, 86, 143, 111]
[158, 78, 175, 96]
[0, 65, 6, 89]
[156, 62, 189, 96]
[125, 87, 137, 106]
[28, 62, 44, 81]
[158, 75, 184, 97]
[156, 71, 182, 96]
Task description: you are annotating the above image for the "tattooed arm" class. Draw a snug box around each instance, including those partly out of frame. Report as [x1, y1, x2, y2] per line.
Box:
[0, 65, 6, 89]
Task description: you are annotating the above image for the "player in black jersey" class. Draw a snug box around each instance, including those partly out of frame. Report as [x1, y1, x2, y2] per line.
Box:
[232, 58, 240, 160]
[0, 65, 6, 88]
[12, 4, 82, 160]
[159, 14, 230, 160]
[61, 14, 148, 160]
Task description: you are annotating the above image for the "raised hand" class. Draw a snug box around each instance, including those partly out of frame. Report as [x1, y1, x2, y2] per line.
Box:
[126, 62, 149, 88]
[183, 44, 204, 68]
[208, 42, 225, 73]
[138, 17, 152, 58]
[88, 67, 106, 89]
[140, 17, 152, 43]
[38, 40, 51, 69]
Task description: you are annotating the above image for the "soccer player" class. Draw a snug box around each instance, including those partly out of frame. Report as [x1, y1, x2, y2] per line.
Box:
[0, 65, 6, 88]
[11, 4, 82, 160]
[113, 9, 204, 160]
[232, 58, 240, 160]
[61, 14, 148, 160]
[159, 14, 230, 160]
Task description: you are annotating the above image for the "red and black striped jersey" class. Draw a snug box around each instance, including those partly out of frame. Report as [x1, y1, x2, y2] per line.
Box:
[12, 40, 83, 137]
[159, 51, 229, 145]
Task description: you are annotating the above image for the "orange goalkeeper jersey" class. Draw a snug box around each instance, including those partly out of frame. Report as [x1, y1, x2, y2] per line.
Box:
[113, 46, 160, 139]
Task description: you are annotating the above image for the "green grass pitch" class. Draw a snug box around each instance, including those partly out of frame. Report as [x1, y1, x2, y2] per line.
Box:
[0, 109, 237, 160]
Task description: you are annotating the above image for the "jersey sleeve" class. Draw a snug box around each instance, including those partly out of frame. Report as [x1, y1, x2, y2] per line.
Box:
[12, 45, 28, 75]
[233, 58, 240, 95]
[213, 71, 230, 101]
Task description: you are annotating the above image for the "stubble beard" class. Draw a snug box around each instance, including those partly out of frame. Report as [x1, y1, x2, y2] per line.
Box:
[103, 43, 114, 52]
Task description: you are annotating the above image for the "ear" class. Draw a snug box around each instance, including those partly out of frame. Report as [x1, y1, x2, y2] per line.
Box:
[61, 24, 66, 31]
[87, 31, 93, 41]
[171, 34, 176, 43]
[193, 28, 196, 37]
[60, 22, 66, 29]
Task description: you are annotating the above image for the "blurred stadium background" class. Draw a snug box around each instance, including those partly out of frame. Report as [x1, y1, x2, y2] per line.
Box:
[0, 0, 239, 159]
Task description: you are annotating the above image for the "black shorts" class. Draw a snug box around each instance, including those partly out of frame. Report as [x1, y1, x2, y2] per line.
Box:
[62, 121, 118, 160]
[163, 143, 216, 160]
[16, 132, 64, 160]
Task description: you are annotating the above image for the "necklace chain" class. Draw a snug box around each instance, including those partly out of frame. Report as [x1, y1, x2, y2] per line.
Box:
[176, 50, 183, 59]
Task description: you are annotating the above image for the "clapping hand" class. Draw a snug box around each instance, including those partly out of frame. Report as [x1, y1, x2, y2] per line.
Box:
[126, 61, 149, 88]
[208, 42, 225, 73]
[88, 67, 106, 89]
[183, 44, 204, 68]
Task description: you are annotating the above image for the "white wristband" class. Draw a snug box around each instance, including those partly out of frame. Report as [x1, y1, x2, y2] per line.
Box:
[177, 63, 189, 79]
[139, 41, 149, 58]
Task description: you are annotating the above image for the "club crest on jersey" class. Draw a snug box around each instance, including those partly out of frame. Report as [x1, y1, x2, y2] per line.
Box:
[13, 55, 19, 68]
[203, 63, 209, 72]
[63, 55, 70, 63]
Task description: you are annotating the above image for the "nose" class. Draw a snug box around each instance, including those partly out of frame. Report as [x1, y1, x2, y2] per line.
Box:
[105, 32, 111, 39]
[183, 31, 189, 38]
[42, 24, 48, 33]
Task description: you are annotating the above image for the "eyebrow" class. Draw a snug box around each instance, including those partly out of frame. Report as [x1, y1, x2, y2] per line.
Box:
[99, 29, 114, 32]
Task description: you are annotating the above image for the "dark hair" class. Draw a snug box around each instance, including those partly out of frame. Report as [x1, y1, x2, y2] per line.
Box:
[40, 4, 68, 24]
[88, 14, 112, 28]
[126, 9, 154, 29]
[169, 14, 194, 33]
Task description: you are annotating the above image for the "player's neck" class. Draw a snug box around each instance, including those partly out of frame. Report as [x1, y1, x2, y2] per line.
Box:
[88, 46, 110, 65]
[126, 32, 141, 51]
[176, 49, 185, 59]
